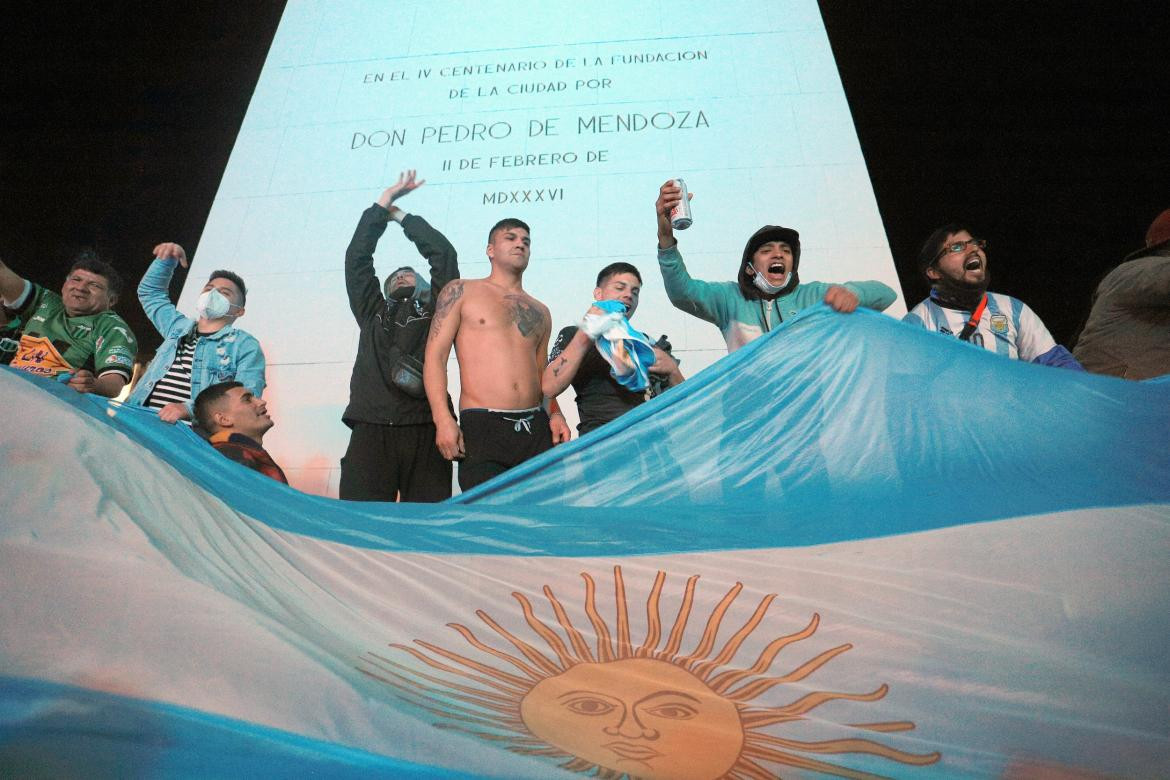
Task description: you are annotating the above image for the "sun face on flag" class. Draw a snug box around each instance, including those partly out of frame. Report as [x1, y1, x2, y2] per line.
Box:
[360, 566, 941, 779]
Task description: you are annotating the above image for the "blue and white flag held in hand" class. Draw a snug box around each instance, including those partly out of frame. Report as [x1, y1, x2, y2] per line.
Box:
[2, 306, 1168, 778]
[581, 298, 658, 392]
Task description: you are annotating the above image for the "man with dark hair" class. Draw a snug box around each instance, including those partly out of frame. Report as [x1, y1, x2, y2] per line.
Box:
[903, 223, 1082, 369]
[0, 250, 137, 396]
[1073, 208, 1170, 379]
[424, 216, 568, 491]
[654, 180, 895, 353]
[194, 380, 287, 484]
[127, 242, 265, 423]
[543, 262, 683, 436]
[340, 170, 459, 502]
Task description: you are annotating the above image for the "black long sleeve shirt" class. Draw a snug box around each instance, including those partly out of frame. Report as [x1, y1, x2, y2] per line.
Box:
[342, 204, 458, 426]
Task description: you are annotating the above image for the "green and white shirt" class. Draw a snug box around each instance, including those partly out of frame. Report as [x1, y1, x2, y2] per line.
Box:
[7, 282, 136, 380]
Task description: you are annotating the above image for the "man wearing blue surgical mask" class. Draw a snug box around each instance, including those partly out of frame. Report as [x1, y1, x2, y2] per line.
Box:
[127, 243, 266, 423]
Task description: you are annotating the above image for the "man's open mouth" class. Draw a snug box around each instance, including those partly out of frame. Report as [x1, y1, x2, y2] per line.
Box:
[964, 257, 982, 271]
[768, 263, 786, 275]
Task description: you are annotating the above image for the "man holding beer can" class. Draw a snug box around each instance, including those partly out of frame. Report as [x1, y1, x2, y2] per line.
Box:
[654, 180, 896, 353]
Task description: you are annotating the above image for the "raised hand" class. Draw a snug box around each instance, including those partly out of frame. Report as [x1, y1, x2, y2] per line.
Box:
[153, 242, 188, 268]
[655, 180, 692, 248]
[377, 169, 426, 209]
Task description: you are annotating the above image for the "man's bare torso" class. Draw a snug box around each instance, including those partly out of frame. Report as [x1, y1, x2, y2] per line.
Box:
[448, 279, 550, 410]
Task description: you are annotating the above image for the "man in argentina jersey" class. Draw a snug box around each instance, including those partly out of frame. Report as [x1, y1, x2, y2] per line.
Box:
[125, 243, 265, 424]
[0, 251, 137, 396]
[903, 223, 1083, 369]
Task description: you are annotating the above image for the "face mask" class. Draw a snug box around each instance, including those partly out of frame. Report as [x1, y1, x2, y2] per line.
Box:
[750, 267, 787, 295]
[196, 289, 237, 320]
[389, 284, 416, 300]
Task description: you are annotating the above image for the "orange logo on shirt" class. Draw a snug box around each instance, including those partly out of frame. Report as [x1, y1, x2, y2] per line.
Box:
[10, 334, 74, 377]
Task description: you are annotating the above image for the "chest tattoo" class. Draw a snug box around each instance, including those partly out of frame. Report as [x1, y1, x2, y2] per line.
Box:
[505, 294, 543, 338]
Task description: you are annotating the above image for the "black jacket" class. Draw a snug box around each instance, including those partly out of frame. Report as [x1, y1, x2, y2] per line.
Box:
[342, 204, 458, 426]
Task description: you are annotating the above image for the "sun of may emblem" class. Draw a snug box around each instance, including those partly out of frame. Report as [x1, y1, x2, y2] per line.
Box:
[360, 566, 940, 779]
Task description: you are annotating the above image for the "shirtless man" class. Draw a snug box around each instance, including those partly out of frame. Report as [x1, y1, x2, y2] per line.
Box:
[424, 218, 568, 491]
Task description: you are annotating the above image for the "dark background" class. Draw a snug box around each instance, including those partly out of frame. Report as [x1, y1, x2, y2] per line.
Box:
[2, 1, 1165, 352]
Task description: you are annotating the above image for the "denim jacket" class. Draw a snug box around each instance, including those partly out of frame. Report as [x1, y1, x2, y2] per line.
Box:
[128, 258, 266, 414]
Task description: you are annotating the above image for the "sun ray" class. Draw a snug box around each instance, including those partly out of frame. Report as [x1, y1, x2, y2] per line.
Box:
[544, 585, 596, 663]
[660, 573, 699, 657]
[441, 622, 548, 681]
[385, 680, 521, 723]
[581, 572, 615, 662]
[847, 721, 917, 733]
[425, 691, 517, 717]
[742, 684, 891, 726]
[676, 581, 743, 668]
[742, 742, 893, 779]
[738, 707, 801, 728]
[708, 613, 820, 693]
[414, 698, 522, 728]
[363, 651, 523, 699]
[395, 694, 525, 732]
[725, 643, 854, 701]
[691, 592, 777, 681]
[432, 724, 543, 746]
[561, 757, 595, 772]
[473, 608, 563, 676]
[748, 731, 940, 765]
[732, 756, 776, 780]
[361, 656, 517, 706]
[509, 746, 572, 757]
[512, 591, 578, 670]
[635, 570, 667, 658]
[389, 642, 530, 692]
[613, 566, 633, 659]
[359, 664, 516, 714]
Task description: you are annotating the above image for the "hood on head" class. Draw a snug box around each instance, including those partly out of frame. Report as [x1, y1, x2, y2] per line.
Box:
[738, 225, 801, 299]
[384, 266, 431, 304]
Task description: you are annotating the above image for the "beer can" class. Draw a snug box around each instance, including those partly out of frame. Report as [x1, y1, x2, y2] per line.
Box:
[669, 178, 693, 230]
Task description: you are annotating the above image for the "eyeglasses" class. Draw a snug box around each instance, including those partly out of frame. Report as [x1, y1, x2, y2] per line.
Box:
[934, 238, 987, 264]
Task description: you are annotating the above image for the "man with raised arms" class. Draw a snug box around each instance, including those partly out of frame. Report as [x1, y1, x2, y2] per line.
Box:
[655, 180, 896, 353]
[127, 243, 264, 423]
[424, 218, 568, 491]
[0, 250, 137, 396]
[340, 170, 458, 503]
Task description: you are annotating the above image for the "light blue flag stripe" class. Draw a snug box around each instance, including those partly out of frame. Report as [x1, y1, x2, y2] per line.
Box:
[6, 305, 1168, 557]
[0, 676, 475, 778]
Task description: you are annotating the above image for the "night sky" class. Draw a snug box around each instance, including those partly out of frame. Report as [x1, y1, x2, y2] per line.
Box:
[2, 2, 1165, 353]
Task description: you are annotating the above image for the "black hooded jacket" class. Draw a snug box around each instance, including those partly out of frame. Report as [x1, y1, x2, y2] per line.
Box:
[342, 204, 458, 426]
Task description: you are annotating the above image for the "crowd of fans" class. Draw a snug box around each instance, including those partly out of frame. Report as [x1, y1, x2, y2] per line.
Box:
[3, 171, 1166, 497]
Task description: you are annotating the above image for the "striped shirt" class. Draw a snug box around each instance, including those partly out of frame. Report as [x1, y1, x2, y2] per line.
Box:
[145, 331, 199, 409]
[903, 292, 1057, 362]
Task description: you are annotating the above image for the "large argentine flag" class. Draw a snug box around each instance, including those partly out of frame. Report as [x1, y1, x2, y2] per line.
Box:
[2, 307, 1168, 778]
